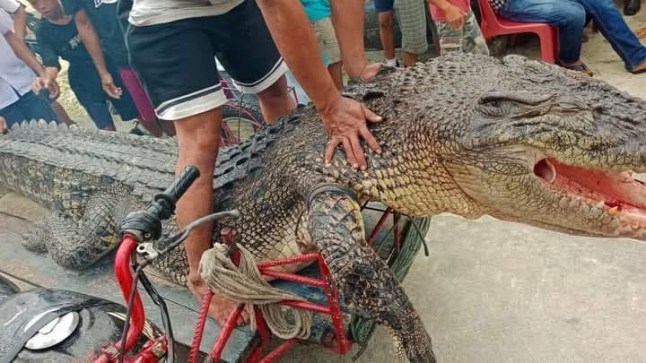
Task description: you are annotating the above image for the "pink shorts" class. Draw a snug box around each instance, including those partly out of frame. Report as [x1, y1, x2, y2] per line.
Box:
[118, 68, 157, 123]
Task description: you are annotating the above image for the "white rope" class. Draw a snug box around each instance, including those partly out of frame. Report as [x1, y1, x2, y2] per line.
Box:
[199, 243, 312, 340]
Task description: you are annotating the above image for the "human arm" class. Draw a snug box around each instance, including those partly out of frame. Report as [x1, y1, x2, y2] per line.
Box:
[30, 26, 63, 98]
[0, 0, 26, 39]
[429, 0, 466, 28]
[4, 31, 59, 97]
[4, 30, 45, 76]
[328, 0, 382, 79]
[255, 0, 382, 170]
[9, 2, 26, 40]
[74, 8, 122, 98]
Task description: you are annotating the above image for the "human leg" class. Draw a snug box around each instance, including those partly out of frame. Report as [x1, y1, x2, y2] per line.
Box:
[125, 15, 241, 324]
[50, 101, 74, 125]
[312, 17, 344, 89]
[117, 67, 173, 137]
[394, 0, 428, 67]
[375, 0, 397, 64]
[499, 0, 586, 65]
[211, 0, 294, 123]
[14, 91, 60, 124]
[0, 101, 27, 127]
[573, 0, 646, 72]
[68, 65, 116, 131]
[462, 11, 490, 55]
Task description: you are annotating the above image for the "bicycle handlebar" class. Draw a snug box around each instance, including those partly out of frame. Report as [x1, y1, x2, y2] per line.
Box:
[119, 166, 200, 241]
[151, 165, 200, 220]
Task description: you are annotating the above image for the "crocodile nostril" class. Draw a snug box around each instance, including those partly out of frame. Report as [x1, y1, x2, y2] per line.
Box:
[592, 104, 605, 113]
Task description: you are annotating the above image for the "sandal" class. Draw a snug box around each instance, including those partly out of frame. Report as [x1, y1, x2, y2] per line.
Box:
[557, 60, 594, 76]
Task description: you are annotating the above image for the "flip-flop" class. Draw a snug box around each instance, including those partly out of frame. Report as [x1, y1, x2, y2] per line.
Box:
[557, 61, 594, 76]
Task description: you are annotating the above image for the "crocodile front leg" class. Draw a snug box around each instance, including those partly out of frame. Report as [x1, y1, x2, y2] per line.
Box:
[308, 188, 435, 363]
[41, 193, 134, 270]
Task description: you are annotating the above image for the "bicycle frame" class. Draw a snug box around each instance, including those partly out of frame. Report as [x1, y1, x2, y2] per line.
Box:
[89, 166, 427, 363]
[93, 234, 165, 363]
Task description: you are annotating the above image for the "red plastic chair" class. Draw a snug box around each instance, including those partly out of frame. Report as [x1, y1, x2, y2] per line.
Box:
[477, 0, 558, 63]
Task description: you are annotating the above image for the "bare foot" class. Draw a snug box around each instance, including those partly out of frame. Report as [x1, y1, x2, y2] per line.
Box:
[188, 274, 250, 326]
[206, 293, 251, 327]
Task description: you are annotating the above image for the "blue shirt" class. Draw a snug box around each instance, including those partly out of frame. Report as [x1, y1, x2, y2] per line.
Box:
[300, 0, 331, 22]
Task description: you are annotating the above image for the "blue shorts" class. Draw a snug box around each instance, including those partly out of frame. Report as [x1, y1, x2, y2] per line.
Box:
[0, 91, 60, 127]
[374, 0, 394, 12]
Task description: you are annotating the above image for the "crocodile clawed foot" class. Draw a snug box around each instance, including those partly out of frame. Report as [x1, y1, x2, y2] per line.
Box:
[393, 318, 437, 363]
[22, 218, 53, 253]
[22, 229, 48, 252]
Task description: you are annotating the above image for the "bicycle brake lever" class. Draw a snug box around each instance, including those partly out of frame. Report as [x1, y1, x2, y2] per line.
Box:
[136, 242, 159, 262]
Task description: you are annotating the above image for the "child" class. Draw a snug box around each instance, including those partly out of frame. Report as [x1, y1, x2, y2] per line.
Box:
[429, 0, 489, 55]
[28, 0, 141, 131]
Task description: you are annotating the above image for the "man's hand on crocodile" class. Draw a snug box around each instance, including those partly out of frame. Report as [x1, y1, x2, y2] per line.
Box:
[321, 95, 383, 170]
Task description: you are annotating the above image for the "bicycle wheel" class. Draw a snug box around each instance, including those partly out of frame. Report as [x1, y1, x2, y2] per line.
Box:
[220, 102, 265, 146]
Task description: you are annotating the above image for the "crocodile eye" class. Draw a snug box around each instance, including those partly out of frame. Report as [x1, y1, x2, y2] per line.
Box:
[476, 102, 506, 117]
[476, 92, 555, 118]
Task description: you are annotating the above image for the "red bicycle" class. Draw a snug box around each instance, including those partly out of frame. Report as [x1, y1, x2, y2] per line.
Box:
[0, 166, 429, 362]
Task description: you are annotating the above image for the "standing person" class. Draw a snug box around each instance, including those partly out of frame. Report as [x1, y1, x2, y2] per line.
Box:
[429, 0, 489, 55]
[0, 1, 59, 127]
[301, 0, 344, 89]
[28, 0, 142, 131]
[60, 0, 174, 136]
[120, 0, 384, 325]
[374, 0, 430, 67]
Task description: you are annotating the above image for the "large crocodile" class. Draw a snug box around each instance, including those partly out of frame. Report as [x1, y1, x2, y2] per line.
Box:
[2, 53, 646, 362]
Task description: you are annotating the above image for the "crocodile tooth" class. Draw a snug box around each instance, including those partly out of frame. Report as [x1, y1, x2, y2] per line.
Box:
[607, 206, 619, 216]
[569, 198, 581, 208]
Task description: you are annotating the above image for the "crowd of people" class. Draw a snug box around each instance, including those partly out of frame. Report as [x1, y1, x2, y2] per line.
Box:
[0, 0, 644, 324]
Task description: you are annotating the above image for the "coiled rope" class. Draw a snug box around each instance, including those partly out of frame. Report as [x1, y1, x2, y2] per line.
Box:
[199, 243, 312, 340]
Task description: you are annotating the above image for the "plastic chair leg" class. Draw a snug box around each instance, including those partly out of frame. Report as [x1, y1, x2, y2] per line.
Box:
[536, 31, 557, 63]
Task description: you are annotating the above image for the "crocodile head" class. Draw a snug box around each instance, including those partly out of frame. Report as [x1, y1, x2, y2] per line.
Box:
[428, 54, 646, 241]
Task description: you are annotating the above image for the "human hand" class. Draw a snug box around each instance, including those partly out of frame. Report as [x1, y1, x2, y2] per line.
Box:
[445, 5, 466, 29]
[320, 95, 383, 170]
[100, 73, 123, 99]
[32, 76, 59, 99]
[187, 271, 250, 326]
[357, 62, 385, 80]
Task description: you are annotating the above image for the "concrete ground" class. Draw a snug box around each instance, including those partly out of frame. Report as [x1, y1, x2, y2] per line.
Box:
[2, 6, 646, 363]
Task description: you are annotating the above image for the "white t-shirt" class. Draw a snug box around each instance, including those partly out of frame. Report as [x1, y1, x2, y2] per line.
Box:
[0, 0, 19, 13]
[129, 0, 245, 26]
[0, 3, 37, 110]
